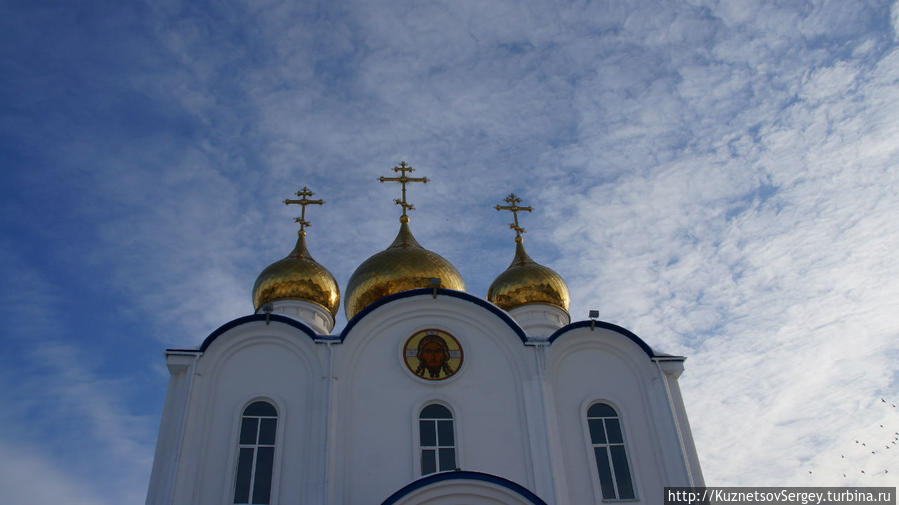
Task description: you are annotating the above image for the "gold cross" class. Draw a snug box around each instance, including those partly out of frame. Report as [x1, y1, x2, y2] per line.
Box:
[379, 161, 429, 223]
[495, 193, 533, 240]
[284, 186, 324, 234]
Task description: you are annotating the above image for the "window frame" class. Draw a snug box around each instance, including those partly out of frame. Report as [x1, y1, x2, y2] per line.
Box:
[229, 398, 283, 505]
[582, 400, 638, 502]
[413, 401, 459, 477]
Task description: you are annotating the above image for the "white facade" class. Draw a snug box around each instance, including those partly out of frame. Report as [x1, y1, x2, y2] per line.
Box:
[146, 289, 703, 505]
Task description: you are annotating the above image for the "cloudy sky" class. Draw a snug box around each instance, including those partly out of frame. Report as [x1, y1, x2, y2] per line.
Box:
[2, 0, 899, 502]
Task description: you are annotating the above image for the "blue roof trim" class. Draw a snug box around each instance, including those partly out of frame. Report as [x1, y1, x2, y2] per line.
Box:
[315, 335, 342, 343]
[380, 470, 548, 505]
[340, 288, 527, 343]
[548, 320, 660, 359]
[200, 314, 317, 352]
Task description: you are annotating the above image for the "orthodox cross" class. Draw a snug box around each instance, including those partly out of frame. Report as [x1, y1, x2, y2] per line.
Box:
[495, 193, 533, 241]
[284, 186, 324, 234]
[379, 161, 429, 223]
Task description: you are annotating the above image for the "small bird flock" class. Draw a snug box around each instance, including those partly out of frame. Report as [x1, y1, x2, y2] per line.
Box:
[806, 396, 896, 482]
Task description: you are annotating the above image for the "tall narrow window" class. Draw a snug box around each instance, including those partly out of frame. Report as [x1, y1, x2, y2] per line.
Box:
[418, 404, 456, 475]
[587, 403, 635, 500]
[233, 401, 278, 505]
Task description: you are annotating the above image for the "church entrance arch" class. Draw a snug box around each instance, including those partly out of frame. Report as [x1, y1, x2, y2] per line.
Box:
[380, 471, 548, 505]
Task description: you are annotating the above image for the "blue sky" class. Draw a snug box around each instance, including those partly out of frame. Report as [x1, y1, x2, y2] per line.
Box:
[2, 0, 899, 501]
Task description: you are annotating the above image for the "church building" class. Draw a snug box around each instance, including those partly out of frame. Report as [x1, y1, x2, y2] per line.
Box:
[145, 163, 704, 505]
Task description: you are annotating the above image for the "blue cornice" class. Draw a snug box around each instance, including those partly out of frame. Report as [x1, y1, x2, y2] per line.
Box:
[340, 288, 528, 343]
[380, 470, 548, 505]
[198, 314, 317, 352]
[186, 295, 683, 361]
[548, 320, 672, 360]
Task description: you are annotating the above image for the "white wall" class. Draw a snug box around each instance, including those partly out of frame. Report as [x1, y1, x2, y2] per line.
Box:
[147, 293, 702, 505]
[334, 295, 542, 504]
[166, 322, 328, 505]
[546, 327, 694, 504]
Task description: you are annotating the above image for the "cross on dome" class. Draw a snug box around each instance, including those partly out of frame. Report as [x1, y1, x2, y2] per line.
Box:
[284, 186, 324, 235]
[379, 161, 429, 223]
[495, 193, 533, 242]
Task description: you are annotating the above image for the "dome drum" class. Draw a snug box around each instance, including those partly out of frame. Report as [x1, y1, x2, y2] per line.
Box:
[257, 298, 335, 334]
[507, 303, 570, 335]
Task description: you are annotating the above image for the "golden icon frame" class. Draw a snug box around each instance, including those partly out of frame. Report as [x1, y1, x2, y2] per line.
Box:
[403, 329, 464, 381]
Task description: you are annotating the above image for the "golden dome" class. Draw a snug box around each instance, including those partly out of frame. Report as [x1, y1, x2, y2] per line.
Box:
[252, 232, 340, 316]
[487, 237, 570, 313]
[344, 221, 466, 319]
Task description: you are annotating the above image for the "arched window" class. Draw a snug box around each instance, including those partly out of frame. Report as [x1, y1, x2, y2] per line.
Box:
[587, 403, 635, 500]
[419, 404, 456, 475]
[233, 401, 278, 504]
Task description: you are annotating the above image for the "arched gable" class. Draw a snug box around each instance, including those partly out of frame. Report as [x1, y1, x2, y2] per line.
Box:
[548, 320, 684, 361]
[178, 322, 324, 505]
[545, 323, 682, 503]
[340, 288, 527, 343]
[198, 314, 317, 352]
[333, 291, 538, 503]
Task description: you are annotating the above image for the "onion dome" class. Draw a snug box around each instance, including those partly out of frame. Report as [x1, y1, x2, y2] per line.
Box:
[252, 187, 340, 317]
[344, 161, 465, 319]
[252, 231, 340, 316]
[487, 236, 570, 312]
[487, 192, 570, 313]
[344, 220, 466, 319]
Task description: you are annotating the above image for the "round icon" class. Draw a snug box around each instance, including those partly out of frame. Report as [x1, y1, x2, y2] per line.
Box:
[403, 329, 463, 381]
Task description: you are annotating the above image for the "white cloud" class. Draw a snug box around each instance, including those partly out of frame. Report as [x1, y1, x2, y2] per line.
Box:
[0, 341, 156, 504]
[0, 441, 107, 505]
[0, 245, 155, 503]
[3, 0, 898, 495]
[550, 30, 899, 482]
[893, 0, 899, 40]
[800, 62, 860, 103]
